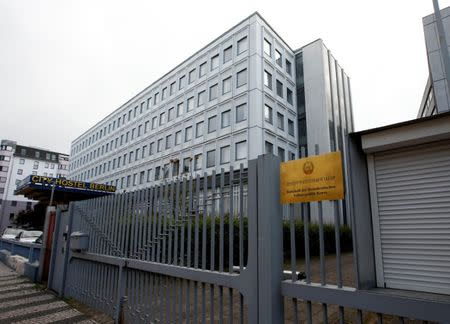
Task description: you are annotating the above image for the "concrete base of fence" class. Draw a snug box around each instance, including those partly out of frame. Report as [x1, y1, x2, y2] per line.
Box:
[0, 249, 39, 282]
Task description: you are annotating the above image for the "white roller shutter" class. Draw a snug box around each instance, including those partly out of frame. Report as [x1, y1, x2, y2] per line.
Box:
[372, 140, 450, 295]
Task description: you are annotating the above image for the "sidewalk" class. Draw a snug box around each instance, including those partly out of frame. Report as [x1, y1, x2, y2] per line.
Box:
[0, 261, 96, 324]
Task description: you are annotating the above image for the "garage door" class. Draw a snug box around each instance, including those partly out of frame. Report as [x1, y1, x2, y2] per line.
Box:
[371, 140, 450, 295]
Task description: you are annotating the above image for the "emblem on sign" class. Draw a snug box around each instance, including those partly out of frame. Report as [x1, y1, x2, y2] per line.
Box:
[303, 161, 314, 175]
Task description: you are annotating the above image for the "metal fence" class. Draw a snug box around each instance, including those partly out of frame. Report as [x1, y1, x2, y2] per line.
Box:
[0, 238, 41, 263]
[52, 155, 450, 323]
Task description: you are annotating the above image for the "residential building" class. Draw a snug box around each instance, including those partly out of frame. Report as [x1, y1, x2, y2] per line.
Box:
[0, 140, 69, 230]
[68, 13, 353, 224]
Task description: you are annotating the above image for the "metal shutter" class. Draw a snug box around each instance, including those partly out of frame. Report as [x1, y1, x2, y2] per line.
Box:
[373, 140, 450, 295]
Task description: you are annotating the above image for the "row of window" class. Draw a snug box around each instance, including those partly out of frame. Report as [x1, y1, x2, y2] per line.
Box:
[264, 105, 295, 135]
[264, 70, 294, 104]
[264, 38, 292, 76]
[73, 36, 249, 155]
[0, 145, 13, 151]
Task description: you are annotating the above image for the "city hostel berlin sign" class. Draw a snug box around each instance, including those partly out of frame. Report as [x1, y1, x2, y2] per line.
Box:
[280, 151, 344, 204]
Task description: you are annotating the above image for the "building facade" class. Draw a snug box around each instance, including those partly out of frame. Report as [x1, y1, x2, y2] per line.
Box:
[68, 13, 353, 223]
[0, 139, 69, 230]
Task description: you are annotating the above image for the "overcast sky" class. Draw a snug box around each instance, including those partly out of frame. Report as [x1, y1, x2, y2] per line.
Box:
[1, 0, 449, 154]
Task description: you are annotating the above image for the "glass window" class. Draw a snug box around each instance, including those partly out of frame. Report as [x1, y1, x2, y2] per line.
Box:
[189, 69, 196, 84]
[236, 103, 247, 122]
[147, 169, 152, 182]
[289, 151, 296, 160]
[235, 141, 247, 160]
[154, 94, 159, 105]
[286, 59, 292, 75]
[278, 147, 285, 162]
[175, 130, 182, 145]
[198, 90, 205, 106]
[149, 142, 155, 155]
[223, 46, 232, 63]
[159, 112, 166, 125]
[276, 80, 283, 98]
[199, 62, 207, 77]
[157, 138, 163, 152]
[208, 116, 217, 133]
[206, 150, 215, 168]
[211, 54, 219, 70]
[287, 88, 293, 105]
[221, 110, 231, 128]
[222, 77, 231, 94]
[152, 116, 158, 129]
[172, 160, 179, 176]
[175, 102, 183, 117]
[277, 113, 284, 130]
[288, 119, 294, 136]
[220, 145, 230, 164]
[170, 81, 176, 95]
[194, 153, 202, 170]
[166, 134, 172, 149]
[209, 84, 218, 101]
[264, 38, 271, 56]
[183, 157, 191, 173]
[168, 107, 175, 121]
[264, 70, 272, 89]
[187, 97, 194, 112]
[17, 169, 23, 175]
[162, 87, 167, 100]
[19, 158, 25, 164]
[196, 121, 204, 138]
[236, 69, 247, 87]
[179, 75, 185, 90]
[237, 36, 247, 54]
[155, 166, 161, 180]
[275, 49, 282, 66]
[139, 171, 145, 185]
[265, 141, 273, 154]
[264, 104, 273, 124]
[185, 126, 193, 142]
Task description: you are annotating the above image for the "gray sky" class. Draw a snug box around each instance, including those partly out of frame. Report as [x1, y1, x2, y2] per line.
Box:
[1, 0, 448, 154]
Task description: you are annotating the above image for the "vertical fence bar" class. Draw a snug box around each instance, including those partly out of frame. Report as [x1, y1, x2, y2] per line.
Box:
[174, 180, 180, 265]
[180, 178, 187, 267]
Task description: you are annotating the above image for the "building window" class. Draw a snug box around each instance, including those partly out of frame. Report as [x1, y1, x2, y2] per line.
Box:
[157, 139, 163, 152]
[236, 69, 247, 87]
[220, 145, 230, 164]
[183, 157, 191, 173]
[287, 88, 293, 105]
[154, 94, 158, 106]
[277, 113, 284, 130]
[237, 36, 247, 54]
[172, 160, 180, 176]
[208, 116, 217, 133]
[149, 142, 155, 155]
[264, 70, 272, 89]
[194, 153, 202, 171]
[19, 158, 25, 164]
[168, 107, 175, 121]
[265, 141, 274, 154]
[222, 77, 231, 94]
[32, 171, 37, 175]
[133, 173, 137, 186]
[187, 97, 194, 112]
[35, 151, 40, 158]
[152, 116, 158, 129]
[264, 104, 273, 124]
[223, 46, 232, 63]
[199, 62, 207, 77]
[17, 169, 23, 175]
[33, 161, 39, 169]
[206, 150, 215, 168]
[196, 121, 204, 138]
[159, 112, 166, 125]
[179, 75, 186, 90]
[175, 131, 182, 145]
[209, 84, 218, 101]
[275, 49, 282, 66]
[289, 151, 296, 160]
[278, 147, 285, 162]
[11, 200, 17, 207]
[177, 102, 184, 117]
[276, 80, 283, 98]
[264, 39, 271, 56]
[235, 141, 247, 161]
[155, 167, 161, 180]
[162, 87, 167, 100]
[166, 135, 172, 149]
[221, 110, 231, 128]
[0, 177, 6, 183]
[236, 103, 247, 123]
[185, 126, 193, 142]
[147, 169, 152, 182]
[139, 171, 145, 185]
[288, 119, 294, 136]
[211, 54, 219, 71]
[170, 81, 176, 95]
[0, 166, 8, 172]
[286, 59, 292, 75]
[197, 90, 205, 106]
[189, 69, 196, 84]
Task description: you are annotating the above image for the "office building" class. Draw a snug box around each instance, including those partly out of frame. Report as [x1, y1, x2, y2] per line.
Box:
[0, 139, 69, 230]
[68, 13, 353, 223]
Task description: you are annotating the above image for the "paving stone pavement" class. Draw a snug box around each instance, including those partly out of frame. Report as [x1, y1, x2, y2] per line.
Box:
[0, 261, 97, 324]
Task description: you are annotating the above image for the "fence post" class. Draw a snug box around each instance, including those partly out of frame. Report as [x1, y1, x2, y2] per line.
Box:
[257, 154, 284, 324]
[60, 202, 75, 298]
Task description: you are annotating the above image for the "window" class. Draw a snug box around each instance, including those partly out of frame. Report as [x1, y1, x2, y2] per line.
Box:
[287, 88, 293, 105]
[183, 157, 191, 173]
[264, 104, 273, 124]
[33, 161, 39, 169]
[159, 112, 166, 125]
[17, 169, 23, 175]
[152, 116, 158, 129]
[208, 116, 217, 133]
[175, 131, 182, 145]
[149, 142, 155, 155]
[170, 81, 176, 95]
[162, 87, 167, 100]
[11, 200, 17, 207]
[19, 158, 25, 164]
[168, 107, 175, 121]
[185, 126, 193, 142]
[236, 103, 247, 123]
[133, 173, 137, 186]
[223, 46, 232, 63]
[288, 119, 294, 136]
[0, 177, 6, 183]
[199, 62, 207, 77]
[221, 110, 231, 128]
[187, 97, 194, 112]
[32, 171, 37, 175]
[264, 39, 271, 56]
[0, 166, 8, 172]
[189, 69, 196, 84]
[276, 80, 283, 98]
[278, 147, 285, 162]
[194, 153, 202, 170]
[196, 121, 204, 138]
[206, 150, 215, 168]
[154, 94, 159, 105]
[197, 91, 205, 106]
[275, 49, 282, 66]
[0, 155, 10, 162]
[147, 169, 152, 182]
[289, 151, 295, 161]
[172, 160, 180, 176]
[264, 70, 272, 89]
[166, 135, 172, 149]
[157, 138, 163, 152]
[237, 37, 247, 54]
[222, 77, 231, 94]
[155, 166, 161, 180]
[139, 171, 145, 185]
[177, 102, 184, 117]
[235, 141, 247, 160]
[129, 151, 134, 163]
[277, 113, 284, 130]
[35, 151, 40, 158]
[265, 141, 274, 154]
[211, 54, 219, 70]
[286, 59, 292, 75]
[220, 145, 230, 164]
[179, 75, 186, 90]
[209, 84, 218, 101]
[236, 69, 247, 87]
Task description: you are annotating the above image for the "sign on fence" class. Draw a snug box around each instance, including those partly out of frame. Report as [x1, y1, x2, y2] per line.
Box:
[280, 151, 344, 203]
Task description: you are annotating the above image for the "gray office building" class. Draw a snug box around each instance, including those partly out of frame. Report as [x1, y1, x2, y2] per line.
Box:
[68, 13, 354, 224]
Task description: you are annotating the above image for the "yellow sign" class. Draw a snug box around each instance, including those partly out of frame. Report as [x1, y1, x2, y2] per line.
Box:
[280, 151, 344, 204]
